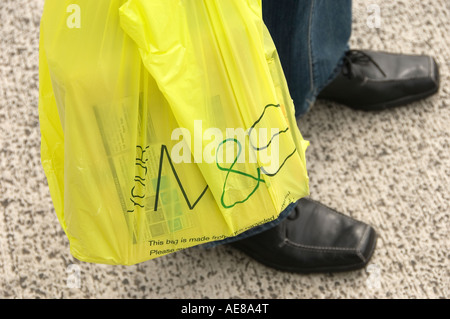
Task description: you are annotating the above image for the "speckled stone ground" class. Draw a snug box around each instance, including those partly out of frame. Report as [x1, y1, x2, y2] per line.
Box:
[0, 0, 448, 298]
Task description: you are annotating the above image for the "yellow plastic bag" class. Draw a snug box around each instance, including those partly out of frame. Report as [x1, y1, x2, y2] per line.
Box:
[39, 0, 309, 265]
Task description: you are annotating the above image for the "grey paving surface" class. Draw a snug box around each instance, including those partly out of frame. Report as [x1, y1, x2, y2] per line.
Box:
[0, 0, 448, 298]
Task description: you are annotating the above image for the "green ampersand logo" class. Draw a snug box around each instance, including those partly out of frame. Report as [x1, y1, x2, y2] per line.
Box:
[216, 138, 265, 209]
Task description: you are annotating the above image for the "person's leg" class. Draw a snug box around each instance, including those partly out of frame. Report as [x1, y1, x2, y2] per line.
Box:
[262, 0, 352, 117]
[264, 0, 439, 114]
[200, 0, 351, 250]
[230, 0, 439, 273]
[227, 0, 377, 273]
[204, 1, 354, 250]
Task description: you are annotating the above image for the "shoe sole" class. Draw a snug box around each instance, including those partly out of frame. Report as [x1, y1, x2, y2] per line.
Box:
[230, 231, 378, 274]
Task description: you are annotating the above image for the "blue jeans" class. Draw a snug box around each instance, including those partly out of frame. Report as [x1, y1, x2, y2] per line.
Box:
[205, 0, 352, 247]
[264, 0, 353, 117]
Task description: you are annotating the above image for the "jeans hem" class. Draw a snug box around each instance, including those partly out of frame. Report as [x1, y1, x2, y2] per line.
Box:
[295, 45, 349, 120]
[201, 201, 298, 248]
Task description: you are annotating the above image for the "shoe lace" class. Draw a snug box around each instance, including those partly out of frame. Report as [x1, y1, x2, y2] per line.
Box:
[341, 50, 387, 79]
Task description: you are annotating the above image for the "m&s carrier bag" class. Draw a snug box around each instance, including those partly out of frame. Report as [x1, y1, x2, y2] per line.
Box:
[39, 0, 310, 265]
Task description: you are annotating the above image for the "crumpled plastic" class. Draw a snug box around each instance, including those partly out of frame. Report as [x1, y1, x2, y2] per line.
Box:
[39, 0, 309, 265]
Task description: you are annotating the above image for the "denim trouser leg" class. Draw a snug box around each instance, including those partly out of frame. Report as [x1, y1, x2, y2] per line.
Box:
[263, 0, 353, 117]
[204, 0, 352, 248]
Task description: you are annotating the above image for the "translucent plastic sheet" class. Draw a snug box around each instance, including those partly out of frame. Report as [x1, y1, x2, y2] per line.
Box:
[39, 0, 309, 265]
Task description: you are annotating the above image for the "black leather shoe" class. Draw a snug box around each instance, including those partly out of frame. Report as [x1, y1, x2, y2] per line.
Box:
[230, 198, 377, 273]
[317, 50, 440, 111]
